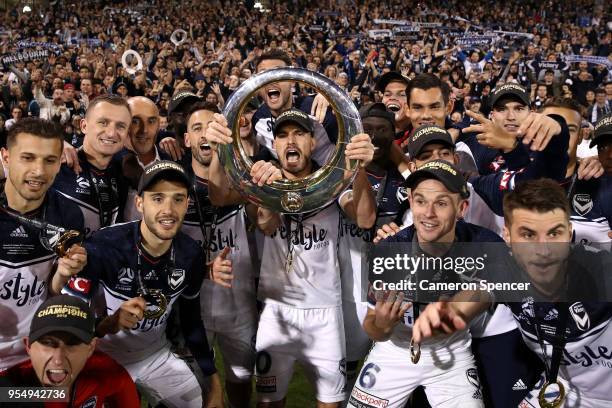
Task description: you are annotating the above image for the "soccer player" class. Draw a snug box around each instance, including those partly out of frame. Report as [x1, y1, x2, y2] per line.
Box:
[412, 178, 612, 407]
[182, 101, 258, 407]
[337, 103, 407, 396]
[209, 108, 376, 407]
[348, 160, 500, 408]
[63, 161, 222, 407]
[0, 118, 85, 372]
[0, 295, 140, 407]
[52, 95, 131, 236]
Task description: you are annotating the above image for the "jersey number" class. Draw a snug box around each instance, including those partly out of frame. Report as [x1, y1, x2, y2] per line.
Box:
[358, 362, 381, 389]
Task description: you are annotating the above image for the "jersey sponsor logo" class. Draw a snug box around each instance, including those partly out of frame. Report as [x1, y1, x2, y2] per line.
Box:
[168, 268, 185, 290]
[79, 396, 97, 408]
[9, 226, 29, 238]
[255, 375, 276, 393]
[563, 344, 612, 368]
[273, 222, 328, 250]
[68, 277, 91, 295]
[134, 310, 169, 332]
[569, 302, 590, 331]
[512, 378, 528, 390]
[348, 387, 389, 408]
[206, 228, 238, 252]
[0, 273, 46, 307]
[339, 219, 372, 240]
[117, 267, 135, 284]
[572, 194, 593, 216]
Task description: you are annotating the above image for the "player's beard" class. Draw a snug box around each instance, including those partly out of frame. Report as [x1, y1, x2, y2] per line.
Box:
[142, 208, 183, 242]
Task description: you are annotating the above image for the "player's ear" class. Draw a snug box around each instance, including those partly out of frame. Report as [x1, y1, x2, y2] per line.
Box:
[135, 193, 144, 214]
[23, 337, 31, 354]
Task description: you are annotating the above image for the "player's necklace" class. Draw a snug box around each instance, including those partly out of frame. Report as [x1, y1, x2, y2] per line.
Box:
[533, 303, 569, 408]
[191, 177, 218, 265]
[0, 183, 82, 256]
[135, 240, 173, 320]
[284, 214, 303, 274]
[78, 148, 114, 228]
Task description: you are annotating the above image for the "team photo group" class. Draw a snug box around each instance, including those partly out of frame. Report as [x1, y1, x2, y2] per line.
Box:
[0, 0, 611, 407]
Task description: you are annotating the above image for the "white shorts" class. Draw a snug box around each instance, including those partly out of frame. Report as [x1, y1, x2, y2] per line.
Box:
[519, 373, 612, 408]
[123, 345, 202, 408]
[348, 340, 484, 408]
[343, 300, 371, 362]
[255, 303, 346, 403]
[205, 310, 257, 383]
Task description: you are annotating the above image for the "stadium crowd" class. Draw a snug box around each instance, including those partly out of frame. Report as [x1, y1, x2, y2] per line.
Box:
[0, 0, 611, 407]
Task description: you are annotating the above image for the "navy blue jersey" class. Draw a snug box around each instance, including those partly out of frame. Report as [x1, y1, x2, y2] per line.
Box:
[384, 220, 504, 244]
[469, 114, 570, 216]
[498, 246, 612, 401]
[339, 167, 407, 303]
[563, 174, 612, 245]
[0, 188, 84, 370]
[52, 150, 127, 236]
[63, 221, 215, 376]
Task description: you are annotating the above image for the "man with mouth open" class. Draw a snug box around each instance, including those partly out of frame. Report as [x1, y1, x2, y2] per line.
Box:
[181, 101, 259, 408]
[208, 108, 376, 407]
[63, 161, 222, 407]
[52, 95, 131, 236]
[251, 49, 337, 167]
[0, 295, 140, 407]
[411, 179, 612, 408]
[376, 72, 411, 143]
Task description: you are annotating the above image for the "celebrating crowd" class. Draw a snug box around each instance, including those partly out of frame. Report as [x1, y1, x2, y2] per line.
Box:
[0, 0, 611, 407]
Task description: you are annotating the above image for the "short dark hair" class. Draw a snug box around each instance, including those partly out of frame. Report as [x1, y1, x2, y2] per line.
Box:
[503, 179, 570, 226]
[406, 73, 451, 106]
[6, 117, 64, 149]
[186, 101, 220, 124]
[595, 87, 606, 95]
[86, 95, 131, 118]
[254, 49, 292, 72]
[540, 97, 583, 116]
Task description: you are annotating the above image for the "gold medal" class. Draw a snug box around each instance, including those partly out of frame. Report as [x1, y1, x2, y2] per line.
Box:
[410, 338, 421, 364]
[538, 380, 565, 408]
[138, 289, 168, 320]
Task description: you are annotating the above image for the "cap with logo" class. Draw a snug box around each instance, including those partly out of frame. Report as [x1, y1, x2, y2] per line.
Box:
[375, 71, 410, 93]
[590, 113, 612, 148]
[405, 159, 470, 199]
[29, 295, 95, 344]
[168, 91, 202, 115]
[488, 83, 530, 109]
[359, 102, 395, 129]
[406, 125, 454, 159]
[273, 109, 314, 136]
[138, 161, 191, 194]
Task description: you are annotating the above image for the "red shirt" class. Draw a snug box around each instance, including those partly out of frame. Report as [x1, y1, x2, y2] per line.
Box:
[0, 351, 140, 408]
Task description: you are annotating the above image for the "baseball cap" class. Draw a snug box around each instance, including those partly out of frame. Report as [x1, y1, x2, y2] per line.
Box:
[273, 109, 314, 136]
[137, 160, 191, 194]
[489, 83, 530, 109]
[590, 114, 612, 148]
[405, 160, 470, 199]
[375, 71, 409, 93]
[29, 295, 95, 344]
[406, 125, 454, 159]
[359, 102, 395, 129]
[168, 91, 202, 115]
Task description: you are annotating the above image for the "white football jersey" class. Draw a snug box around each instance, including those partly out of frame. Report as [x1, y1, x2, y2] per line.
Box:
[258, 203, 341, 308]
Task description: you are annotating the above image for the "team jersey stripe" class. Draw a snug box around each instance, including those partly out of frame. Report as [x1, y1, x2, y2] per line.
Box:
[0, 254, 55, 268]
